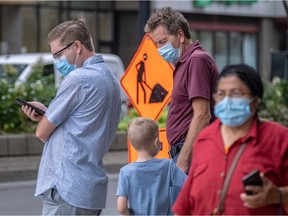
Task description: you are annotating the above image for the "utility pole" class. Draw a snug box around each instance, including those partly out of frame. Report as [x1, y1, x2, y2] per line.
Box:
[283, 0, 288, 50]
[138, 1, 150, 42]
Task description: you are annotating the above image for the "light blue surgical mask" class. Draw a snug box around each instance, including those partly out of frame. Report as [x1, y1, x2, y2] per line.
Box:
[158, 42, 180, 64]
[54, 56, 75, 77]
[214, 96, 254, 127]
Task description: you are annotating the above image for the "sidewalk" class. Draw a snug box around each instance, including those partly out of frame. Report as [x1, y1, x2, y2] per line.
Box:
[0, 150, 128, 183]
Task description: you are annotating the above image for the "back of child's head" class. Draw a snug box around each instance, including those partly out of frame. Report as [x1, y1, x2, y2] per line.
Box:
[127, 117, 159, 151]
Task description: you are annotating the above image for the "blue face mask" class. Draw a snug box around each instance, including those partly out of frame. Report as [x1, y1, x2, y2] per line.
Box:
[54, 56, 75, 77]
[214, 96, 254, 127]
[158, 42, 180, 64]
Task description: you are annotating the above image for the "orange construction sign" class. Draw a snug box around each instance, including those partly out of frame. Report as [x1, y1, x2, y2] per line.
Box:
[121, 33, 174, 121]
[128, 128, 170, 163]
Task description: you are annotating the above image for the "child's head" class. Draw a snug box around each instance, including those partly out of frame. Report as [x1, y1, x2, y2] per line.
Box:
[127, 117, 161, 156]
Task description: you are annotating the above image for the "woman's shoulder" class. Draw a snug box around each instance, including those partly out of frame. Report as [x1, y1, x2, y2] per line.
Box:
[260, 119, 288, 134]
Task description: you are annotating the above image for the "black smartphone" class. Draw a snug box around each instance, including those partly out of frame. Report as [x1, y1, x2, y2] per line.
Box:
[14, 98, 46, 116]
[242, 170, 263, 195]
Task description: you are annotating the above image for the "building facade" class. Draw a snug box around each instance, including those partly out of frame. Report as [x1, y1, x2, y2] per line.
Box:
[0, 0, 287, 80]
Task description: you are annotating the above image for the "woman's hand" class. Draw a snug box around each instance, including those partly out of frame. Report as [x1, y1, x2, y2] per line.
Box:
[240, 173, 280, 208]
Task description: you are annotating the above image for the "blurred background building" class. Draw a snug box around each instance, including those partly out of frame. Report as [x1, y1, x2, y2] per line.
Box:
[0, 0, 287, 80]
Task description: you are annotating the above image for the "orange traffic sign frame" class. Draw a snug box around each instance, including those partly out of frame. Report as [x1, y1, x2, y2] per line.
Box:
[128, 128, 170, 163]
[121, 33, 174, 121]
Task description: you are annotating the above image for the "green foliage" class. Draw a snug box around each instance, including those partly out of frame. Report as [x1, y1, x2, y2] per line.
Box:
[117, 107, 169, 131]
[1, 66, 287, 134]
[0, 63, 56, 133]
[259, 78, 288, 126]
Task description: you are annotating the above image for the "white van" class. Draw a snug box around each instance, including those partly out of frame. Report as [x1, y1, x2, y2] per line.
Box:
[0, 52, 128, 117]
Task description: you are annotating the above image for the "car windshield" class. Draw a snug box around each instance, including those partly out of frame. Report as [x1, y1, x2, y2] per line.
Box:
[0, 64, 27, 83]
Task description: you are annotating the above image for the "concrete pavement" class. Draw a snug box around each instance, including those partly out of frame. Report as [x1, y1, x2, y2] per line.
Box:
[0, 150, 128, 183]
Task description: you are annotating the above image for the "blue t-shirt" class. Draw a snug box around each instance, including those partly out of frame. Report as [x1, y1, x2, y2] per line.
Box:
[116, 158, 187, 215]
[35, 54, 121, 209]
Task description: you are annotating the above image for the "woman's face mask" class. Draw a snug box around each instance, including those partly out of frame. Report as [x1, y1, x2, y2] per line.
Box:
[214, 96, 255, 127]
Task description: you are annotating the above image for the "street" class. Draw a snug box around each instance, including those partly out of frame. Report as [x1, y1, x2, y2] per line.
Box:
[0, 174, 119, 215]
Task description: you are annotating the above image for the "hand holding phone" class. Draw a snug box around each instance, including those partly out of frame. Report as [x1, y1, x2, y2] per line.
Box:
[242, 170, 263, 195]
[14, 98, 46, 116]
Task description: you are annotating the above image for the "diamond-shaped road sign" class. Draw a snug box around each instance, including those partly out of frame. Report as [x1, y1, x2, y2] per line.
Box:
[121, 33, 174, 121]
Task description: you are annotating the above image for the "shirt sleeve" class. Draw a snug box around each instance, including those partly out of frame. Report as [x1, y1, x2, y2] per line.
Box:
[116, 168, 128, 197]
[171, 161, 187, 187]
[45, 75, 81, 126]
[186, 56, 214, 101]
[172, 169, 194, 215]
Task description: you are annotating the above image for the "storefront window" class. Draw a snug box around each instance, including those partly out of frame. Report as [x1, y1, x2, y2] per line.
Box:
[229, 32, 242, 64]
[243, 34, 257, 68]
[21, 7, 37, 53]
[199, 31, 213, 54]
[215, 32, 228, 71]
[194, 30, 257, 71]
[40, 8, 59, 52]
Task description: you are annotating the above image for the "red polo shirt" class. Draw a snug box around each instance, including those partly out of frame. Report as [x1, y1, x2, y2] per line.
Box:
[166, 40, 218, 145]
[173, 118, 288, 215]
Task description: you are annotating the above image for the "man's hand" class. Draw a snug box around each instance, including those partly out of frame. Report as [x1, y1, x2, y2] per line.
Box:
[21, 101, 46, 122]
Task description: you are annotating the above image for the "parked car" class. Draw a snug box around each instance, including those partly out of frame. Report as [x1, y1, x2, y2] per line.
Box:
[0, 52, 128, 117]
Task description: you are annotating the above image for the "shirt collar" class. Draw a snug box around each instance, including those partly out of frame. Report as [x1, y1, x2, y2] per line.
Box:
[176, 40, 202, 66]
[82, 54, 104, 67]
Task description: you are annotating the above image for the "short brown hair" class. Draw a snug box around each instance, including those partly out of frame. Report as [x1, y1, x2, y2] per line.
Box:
[144, 6, 191, 39]
[47, 20, 94, 52]
[127, 117, 159, 151]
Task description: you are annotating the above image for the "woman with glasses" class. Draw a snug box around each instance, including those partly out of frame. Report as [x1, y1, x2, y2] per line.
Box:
[172, 64, 288, 215]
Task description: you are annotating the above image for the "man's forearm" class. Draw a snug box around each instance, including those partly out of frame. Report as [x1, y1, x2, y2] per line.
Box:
[179, 114, 210, 163]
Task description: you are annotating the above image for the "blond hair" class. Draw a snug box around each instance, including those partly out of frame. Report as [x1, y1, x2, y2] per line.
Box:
[47, 20, 94, 51]
[127, 117, 159, 151]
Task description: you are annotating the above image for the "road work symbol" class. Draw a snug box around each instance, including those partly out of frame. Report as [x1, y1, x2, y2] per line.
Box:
[121, 33, 174, 121]
[136, 53, 168, 104]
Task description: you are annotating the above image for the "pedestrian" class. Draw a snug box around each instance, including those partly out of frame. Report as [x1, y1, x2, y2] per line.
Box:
[172, 64, 288, 215]
[144, 6, 218, 173]
[116, 117, 187, 215]
[20, 20, 121, 215]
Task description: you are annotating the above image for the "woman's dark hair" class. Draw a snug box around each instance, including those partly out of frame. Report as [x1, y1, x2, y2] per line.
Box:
[217, 64, 263, 99]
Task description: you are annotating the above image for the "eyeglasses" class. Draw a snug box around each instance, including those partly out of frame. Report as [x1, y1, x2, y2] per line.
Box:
[52, 42, 74, 60]
[213, 90, 252, 101]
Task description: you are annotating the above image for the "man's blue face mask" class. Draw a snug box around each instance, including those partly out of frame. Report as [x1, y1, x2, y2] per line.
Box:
[54, 56, 76, 77]
[214, 96, 254, 127]
[157, 41, 180, 64]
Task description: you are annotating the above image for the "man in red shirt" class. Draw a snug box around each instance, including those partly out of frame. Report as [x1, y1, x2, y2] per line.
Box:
[144, 6, 218, 174]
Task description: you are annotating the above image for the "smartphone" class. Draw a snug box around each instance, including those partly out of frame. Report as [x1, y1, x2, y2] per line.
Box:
[14, 98, 46, 116]
[242, 170, 263, 195]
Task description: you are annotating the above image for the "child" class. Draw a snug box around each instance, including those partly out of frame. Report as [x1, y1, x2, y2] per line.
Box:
[116, 117, 187, 215]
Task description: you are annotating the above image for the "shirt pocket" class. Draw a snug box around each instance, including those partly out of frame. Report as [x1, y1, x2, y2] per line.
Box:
[192, 163, 209, 178]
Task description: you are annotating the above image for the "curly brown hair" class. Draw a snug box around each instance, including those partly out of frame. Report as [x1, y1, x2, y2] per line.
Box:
[144, 6, 191, 39]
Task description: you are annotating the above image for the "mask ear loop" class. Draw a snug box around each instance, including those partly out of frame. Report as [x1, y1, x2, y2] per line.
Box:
[72, 42, 81, 68]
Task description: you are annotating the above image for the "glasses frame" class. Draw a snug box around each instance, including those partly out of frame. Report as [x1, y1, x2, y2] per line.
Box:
[213, 91, 252, 101]
[52, 42, 74, 60]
